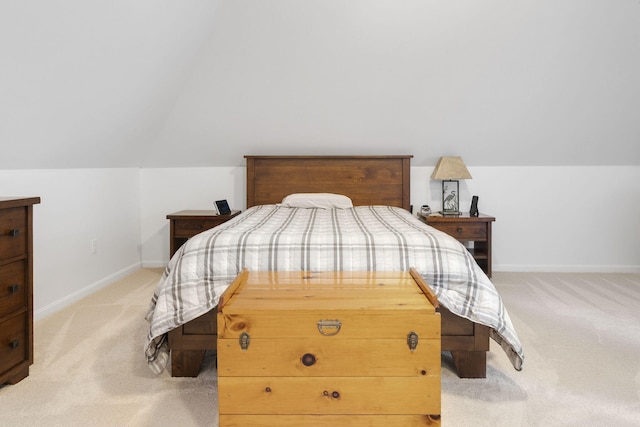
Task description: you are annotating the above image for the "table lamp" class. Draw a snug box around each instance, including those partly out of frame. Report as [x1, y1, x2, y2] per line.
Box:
[430, 156, 472, 215]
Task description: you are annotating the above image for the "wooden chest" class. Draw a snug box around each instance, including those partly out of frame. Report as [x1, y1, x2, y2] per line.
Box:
[217, 268, 441, 426]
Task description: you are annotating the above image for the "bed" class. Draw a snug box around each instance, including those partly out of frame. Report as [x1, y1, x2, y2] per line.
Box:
[145, 155, 524, 379]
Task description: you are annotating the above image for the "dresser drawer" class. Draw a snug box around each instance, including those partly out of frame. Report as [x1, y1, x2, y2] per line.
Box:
[0, 261, 26, 315]
[0, 208, 27, 260]
[0, 312, 27, 374]
[433, 222, 487, 240]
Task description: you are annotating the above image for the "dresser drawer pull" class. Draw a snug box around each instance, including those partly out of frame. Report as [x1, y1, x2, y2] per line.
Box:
[9, 284, 20, 293]
[9, 229, 20, 237]
[9, 340, 20, 349]
[317, 319, 341, 336]
[457, 227, 463, 233]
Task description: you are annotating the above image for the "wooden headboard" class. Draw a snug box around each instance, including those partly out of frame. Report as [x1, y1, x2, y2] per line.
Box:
[245, 155, 412, 210]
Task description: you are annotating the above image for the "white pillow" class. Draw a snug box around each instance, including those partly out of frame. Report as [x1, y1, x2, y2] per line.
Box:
[280, 193, 353, 209]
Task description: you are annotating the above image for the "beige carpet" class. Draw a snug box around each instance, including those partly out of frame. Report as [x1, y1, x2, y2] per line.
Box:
[1, 269, 639, 426]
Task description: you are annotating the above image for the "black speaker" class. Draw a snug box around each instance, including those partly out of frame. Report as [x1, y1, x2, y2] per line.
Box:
[470, 195, 479, 216]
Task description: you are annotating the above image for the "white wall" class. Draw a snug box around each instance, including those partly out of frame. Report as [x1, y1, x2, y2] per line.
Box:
[1, 163, 636, 319]
[444, 166, 640, 272]
[140, 167, 244, 266]
[0, 168, 142, 319]
[0, 0, 222, 169]
[141, 165, 640, 273]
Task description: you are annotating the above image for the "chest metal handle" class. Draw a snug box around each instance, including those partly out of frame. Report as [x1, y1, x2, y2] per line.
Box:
[317, 319, 341, 336]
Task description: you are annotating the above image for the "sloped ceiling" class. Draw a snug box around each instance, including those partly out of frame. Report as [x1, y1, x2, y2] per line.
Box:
[1, 0, 222, 169]
[2, 1, 639, 169]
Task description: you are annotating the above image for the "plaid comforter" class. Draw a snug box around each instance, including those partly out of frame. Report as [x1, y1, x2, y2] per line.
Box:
[145, 205, 524, 373]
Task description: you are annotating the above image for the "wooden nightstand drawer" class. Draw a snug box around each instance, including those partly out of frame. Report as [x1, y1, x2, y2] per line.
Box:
[0, 261, 26, 315]
[433, 222, 487, 240]
[0, 312, 27, 374]
[0, 208, 27, 260]
[174, 219, 226, 238]
[167, 210, 241, 257]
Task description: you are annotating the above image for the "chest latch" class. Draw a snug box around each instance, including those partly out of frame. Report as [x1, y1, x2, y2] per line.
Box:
[239, 332, 250, 351]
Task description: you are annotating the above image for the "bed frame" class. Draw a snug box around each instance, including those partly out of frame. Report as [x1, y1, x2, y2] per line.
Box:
[168, 155, 490, 378]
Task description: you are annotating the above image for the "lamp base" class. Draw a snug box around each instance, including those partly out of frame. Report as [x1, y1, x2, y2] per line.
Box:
[441, 180, 460, 215]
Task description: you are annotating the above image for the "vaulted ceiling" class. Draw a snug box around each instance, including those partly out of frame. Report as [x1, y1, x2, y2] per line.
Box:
[2, 1, 639, 169]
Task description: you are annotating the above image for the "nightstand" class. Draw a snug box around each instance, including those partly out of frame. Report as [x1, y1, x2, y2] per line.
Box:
[167, 210, 241, 257]
[418, 212, 495, 278]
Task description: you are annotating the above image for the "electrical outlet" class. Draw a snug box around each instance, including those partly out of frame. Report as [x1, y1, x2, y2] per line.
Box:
[91, 239, 97, 254]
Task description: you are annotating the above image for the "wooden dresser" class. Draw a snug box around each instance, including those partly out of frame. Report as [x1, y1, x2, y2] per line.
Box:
[0, 197, 40, 385]
[217, 269, 441, 426]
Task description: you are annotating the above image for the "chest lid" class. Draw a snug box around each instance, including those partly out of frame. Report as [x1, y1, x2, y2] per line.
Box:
[218, 268, 438, 316]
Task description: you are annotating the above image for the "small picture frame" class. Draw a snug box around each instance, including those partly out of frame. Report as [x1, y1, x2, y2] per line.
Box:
[442, 180, 459, 215]
[215, 199, 231, 215]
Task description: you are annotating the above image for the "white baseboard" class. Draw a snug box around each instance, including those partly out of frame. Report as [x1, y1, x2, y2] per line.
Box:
[141, 259, 640, 273]
[494, 264, 640, 274]
[144, 261, 640, 274]
[31, 258, 638, 322]
[142, 260, 168, 269]
[34, 262, 142, 321]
